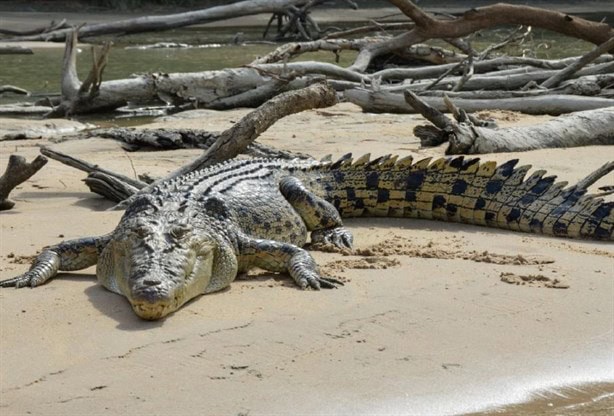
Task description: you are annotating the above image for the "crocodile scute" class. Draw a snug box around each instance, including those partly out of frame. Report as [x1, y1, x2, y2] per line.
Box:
[1, 154, 611, 320]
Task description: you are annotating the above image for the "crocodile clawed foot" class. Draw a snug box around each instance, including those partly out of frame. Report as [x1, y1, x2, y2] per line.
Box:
[0, 251, 60, 288]
[0, 270, 45, 288]
[297, 272, 344, 290]
[311, 227, 353, 250]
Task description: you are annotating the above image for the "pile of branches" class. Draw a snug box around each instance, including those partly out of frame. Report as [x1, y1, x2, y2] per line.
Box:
[2, 0, 612, 119]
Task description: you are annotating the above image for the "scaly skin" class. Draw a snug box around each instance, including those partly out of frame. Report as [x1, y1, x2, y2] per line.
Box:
[1, 155, 612, 320]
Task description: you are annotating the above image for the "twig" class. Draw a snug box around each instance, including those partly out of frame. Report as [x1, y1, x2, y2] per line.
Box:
[39, 147, 146, 190]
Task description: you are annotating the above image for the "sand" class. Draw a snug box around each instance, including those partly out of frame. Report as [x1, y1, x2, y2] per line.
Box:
[1, 103, 613, 415]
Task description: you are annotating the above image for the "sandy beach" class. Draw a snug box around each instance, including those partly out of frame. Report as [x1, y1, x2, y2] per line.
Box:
[1, 0, 614, 413]
[1, 102, 613, 415]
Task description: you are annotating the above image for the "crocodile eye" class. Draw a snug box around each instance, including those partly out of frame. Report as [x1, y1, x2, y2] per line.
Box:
[170, 225, 191, 240]
[133, 225, 150, 239]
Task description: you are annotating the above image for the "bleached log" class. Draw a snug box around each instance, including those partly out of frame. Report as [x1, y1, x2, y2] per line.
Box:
[2, 0, 312, 42]
[405, 90, 614, 154]
[344, 88, 614, 115]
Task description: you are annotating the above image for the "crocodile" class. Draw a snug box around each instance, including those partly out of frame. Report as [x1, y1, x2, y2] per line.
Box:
[1, 154, 612, 320]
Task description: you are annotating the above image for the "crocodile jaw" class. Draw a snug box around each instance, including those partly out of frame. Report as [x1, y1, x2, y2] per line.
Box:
[98, 233, 216, 320]
[127, 249, 215, 320]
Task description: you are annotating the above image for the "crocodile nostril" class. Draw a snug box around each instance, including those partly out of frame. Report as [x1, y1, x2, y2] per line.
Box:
[143, 279, 161, 286]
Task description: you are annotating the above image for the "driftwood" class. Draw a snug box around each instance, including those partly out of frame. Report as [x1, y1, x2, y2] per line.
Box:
[540, 36, 614, 89]
[405, 90, 614, 154]
[0, 155, 48, 210]
[0, 19, 68, 37]
[344, 88, 614, 116]
[0, 46, 33, 55]
[47, 29, 353, 116]
[1, 0, 317, 42]
[46, 27, 614, 117]
[396, 62, 614, 92]
[39, 147, 145, 202]
[70, 127, 310, 160]
[43, 83, 335, 203]
[162, 82, 336, 183]
[0, 85, 29, 95]
[350, 0, 614, 72]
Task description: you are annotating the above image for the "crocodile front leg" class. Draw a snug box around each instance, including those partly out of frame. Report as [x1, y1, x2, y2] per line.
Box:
[280, 176, 353, 249]
[238, 235, 342, 290]
[0, 235, 111, 288]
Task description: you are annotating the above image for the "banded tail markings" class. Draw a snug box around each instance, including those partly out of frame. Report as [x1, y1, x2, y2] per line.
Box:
[495, 170, 545, 229]
[554, 194, 603, 237]
[524, 181, 570, 234]
[468, 159, 519, 228]
[540, 186, 589, 236]
[458, 160, 497, 225]
[579, 201, 614, 239]
[415, 158, 448, 220]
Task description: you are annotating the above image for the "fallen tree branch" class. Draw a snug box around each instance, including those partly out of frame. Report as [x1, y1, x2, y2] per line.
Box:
[0, 155, 48, 210]
[405, 90, 614, 154]
[0, 19, 68, 37]
[39, 147, 146, 190]
[540, 35, 614, 89]
[350, 0, 614, 72]
[345, 88, 614, 115]
[2, 0, 315, 42]
[166, 82, 337, 181]
[0, 85, 29, 95]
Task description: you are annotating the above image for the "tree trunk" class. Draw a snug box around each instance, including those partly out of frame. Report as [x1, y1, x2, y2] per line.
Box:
[404, 90, 614, 154]
[344, 88, 614, 115]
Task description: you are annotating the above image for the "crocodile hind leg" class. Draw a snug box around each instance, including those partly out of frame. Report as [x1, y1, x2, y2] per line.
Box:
[238, 235, 343, 290]
[0, 235, 111, 288]
[280, 176, 353, 249]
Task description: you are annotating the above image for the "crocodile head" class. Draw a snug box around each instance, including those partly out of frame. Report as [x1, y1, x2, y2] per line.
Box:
[98, 211, 217, 320]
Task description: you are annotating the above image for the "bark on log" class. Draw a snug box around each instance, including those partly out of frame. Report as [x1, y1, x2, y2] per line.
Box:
[344, 88, 614, 115]
[405, 90, 614, 154]
[0, 155, 48, 210]
[2, 0, 314, 42]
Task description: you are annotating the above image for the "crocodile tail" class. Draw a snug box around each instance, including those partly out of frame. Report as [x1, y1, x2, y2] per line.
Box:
[319, 154, 613, 240]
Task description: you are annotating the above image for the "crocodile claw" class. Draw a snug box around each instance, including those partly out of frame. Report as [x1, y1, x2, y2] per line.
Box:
[298, 272, 344, 290]
[0, 251, 60, 288]
[311, 227, 353, 250]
